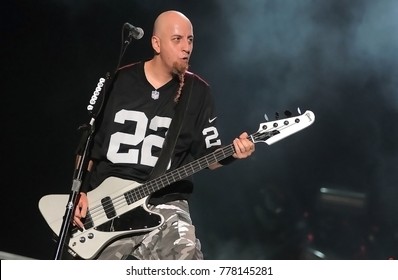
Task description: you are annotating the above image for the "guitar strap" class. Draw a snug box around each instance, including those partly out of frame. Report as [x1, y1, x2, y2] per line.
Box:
[147, 73, 195, 180]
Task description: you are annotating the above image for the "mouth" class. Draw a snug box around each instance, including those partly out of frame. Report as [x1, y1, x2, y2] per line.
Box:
[177, 58, 189, 68]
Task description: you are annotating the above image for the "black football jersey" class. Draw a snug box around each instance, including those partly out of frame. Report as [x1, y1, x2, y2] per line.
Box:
[87, 61, 222, 197]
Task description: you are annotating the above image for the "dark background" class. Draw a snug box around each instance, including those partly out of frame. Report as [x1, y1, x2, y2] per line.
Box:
[1, 0, 397, 260]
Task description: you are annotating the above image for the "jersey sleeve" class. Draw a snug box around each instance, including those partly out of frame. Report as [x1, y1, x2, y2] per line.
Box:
[189, 79, 223, 159]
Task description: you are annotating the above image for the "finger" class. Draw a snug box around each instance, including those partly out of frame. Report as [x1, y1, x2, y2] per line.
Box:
[80, 203, 87, 218]
[73, 206, 83, 227]
[239, 139, 252, 153]
[234, 140, 250, 158]
[234, 138, 245, 154]
[247, 141, 255, 152]
[73, 217, 84, 229]
[239, 132, 249, 139]
[243, 140, 253, 151]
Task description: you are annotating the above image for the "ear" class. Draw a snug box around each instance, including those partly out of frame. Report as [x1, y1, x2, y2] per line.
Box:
[151, 36, 160, 54]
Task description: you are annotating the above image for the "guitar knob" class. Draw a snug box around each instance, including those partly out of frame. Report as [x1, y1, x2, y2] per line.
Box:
[88, 233, 94, 239]
[79, 237, 86, 243]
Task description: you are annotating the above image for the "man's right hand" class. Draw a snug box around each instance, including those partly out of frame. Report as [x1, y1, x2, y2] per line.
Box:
[73, 192, 88, 229]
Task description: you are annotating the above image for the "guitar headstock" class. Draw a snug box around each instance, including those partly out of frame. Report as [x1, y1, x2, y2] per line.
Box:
[251, 109, 315, 145]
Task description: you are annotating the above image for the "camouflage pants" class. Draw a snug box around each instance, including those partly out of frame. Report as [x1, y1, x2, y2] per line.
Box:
[96, 200, 203, 260]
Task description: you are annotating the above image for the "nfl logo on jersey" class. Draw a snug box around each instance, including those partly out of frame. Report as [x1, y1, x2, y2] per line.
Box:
[151, 90, 160, 100]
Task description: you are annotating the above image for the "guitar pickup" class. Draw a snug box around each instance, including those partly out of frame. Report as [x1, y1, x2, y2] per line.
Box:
[101, 196, 117, 219]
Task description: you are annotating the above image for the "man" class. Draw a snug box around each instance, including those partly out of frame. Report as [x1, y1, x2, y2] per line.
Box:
[73, 10, 255, 260]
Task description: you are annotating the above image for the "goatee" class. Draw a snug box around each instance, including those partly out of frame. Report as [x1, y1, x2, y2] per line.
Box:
[172, 61, 189, 76]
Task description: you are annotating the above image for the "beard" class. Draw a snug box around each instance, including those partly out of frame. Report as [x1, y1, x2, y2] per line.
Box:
[172, 60, 189, 76]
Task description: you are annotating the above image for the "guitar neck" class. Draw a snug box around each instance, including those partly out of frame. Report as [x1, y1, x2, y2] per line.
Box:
[122, 109, 312, 204]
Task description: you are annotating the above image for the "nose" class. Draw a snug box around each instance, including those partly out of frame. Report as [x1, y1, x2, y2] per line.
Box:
[182, 38, 192, 54]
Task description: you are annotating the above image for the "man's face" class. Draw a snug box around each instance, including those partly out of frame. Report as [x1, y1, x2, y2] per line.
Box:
[158, 18, 194, 75]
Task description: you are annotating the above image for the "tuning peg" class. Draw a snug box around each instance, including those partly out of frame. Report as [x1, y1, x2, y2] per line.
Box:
[284, 110, 292, 117]
[264, 113, 269, 121]
[297, 107, 302, 114]
[275, 112, 280, 119]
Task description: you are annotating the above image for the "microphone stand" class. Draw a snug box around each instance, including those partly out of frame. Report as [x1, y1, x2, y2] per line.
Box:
[54, 25, 139, 259]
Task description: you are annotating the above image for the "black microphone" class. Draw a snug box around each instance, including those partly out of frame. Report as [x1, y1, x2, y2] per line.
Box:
[124, 23, 144, 40]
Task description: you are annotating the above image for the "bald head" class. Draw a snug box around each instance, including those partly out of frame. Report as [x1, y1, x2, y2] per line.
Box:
[153, 10, 193, 38]
[148, 10, 194, 78]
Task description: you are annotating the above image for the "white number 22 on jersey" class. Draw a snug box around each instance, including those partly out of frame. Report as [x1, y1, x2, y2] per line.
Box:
[107, 110, 171, 166]
[106, 109, 221, 167]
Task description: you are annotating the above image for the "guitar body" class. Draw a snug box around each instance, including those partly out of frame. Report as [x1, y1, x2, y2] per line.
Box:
[38, 177, 163, 259]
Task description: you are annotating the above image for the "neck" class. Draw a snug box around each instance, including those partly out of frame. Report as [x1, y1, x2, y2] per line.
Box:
[145, 58, 173, 89]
